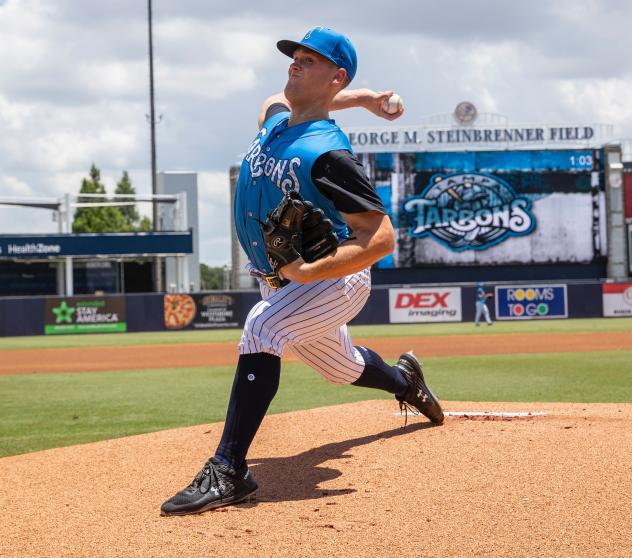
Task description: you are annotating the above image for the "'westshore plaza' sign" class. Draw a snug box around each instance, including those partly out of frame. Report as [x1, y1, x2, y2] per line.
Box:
[344, 102, 615, 152]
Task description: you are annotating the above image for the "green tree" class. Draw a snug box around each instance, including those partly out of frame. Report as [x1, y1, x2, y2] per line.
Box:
[137, 216, 152, 232]
[72, 165, 152, 233]
[114, 170, 152, 231]
[115, 171, 140, 228]
[73, 164, 128, 233]
[200, 264, 226, 290]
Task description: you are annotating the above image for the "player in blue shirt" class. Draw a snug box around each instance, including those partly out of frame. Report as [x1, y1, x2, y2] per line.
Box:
[161, 27, 444, 516]
[475, 281, 493, 326]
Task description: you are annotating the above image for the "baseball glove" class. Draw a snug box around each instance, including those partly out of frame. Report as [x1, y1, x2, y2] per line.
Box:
[301, 200, 338, 263]
[261, 191, 306, 273]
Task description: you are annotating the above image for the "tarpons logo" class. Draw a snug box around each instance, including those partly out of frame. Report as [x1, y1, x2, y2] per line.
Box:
[244, 128, 301, 193]
[303, 27, 325, 40]
[403, 173, 536, 251]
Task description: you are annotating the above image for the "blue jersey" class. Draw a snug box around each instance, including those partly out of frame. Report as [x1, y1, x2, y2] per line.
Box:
[477, 287, 486, 303]
[234, 111, 353, 274]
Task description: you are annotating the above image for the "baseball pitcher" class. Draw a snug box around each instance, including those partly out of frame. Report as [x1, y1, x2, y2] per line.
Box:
[161, 26, 444, 516]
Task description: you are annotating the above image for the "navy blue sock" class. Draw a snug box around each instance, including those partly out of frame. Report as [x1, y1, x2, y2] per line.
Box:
[352, 346, 408, 398]
[214, 352, 281, 469]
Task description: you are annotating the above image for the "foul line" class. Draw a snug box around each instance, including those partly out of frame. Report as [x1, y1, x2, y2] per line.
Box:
[393, 411, 548, 418]
[445, 411, 548, 417]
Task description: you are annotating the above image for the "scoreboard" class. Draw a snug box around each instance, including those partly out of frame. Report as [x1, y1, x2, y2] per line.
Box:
[357, 148, 604, 269]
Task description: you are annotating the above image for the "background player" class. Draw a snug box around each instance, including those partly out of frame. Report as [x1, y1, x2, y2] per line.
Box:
[161, 26, 444, 517]
[475, 281, 493, 326]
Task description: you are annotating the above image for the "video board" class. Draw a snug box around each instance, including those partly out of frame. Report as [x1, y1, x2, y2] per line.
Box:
[358, 149, 605, 268]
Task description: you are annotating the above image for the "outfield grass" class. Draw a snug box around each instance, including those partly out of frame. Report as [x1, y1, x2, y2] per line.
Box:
[1, 351, 630, 458]
[1, 317, 632, 350]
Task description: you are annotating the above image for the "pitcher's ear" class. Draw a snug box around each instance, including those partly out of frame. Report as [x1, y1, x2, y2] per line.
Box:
[333, 67, 349, 88]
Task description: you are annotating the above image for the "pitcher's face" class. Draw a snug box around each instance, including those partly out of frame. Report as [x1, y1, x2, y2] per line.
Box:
[284, 47, 346, 106]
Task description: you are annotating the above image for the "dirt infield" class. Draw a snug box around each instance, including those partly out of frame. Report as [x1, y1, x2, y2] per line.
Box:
[1, 400, 630, 558]
[2, 330, 632, 375]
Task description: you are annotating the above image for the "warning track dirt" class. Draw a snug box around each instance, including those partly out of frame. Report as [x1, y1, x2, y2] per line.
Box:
[1, 331, 631, 375]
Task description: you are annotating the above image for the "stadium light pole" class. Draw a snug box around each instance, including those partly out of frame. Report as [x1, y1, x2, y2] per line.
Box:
[147, 0, 162, 291]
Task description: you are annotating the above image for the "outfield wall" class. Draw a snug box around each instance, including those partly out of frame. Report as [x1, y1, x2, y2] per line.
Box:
[1, 280, 630, 338]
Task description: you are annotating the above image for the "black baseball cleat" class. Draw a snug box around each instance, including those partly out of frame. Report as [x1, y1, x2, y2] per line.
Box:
[395, 351, 445, 425]
[160, 457, 258, 516]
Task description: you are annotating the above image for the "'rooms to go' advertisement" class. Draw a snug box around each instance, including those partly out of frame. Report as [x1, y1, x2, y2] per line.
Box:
[495, 285, 568, 320]
[389, 287, 462, 323]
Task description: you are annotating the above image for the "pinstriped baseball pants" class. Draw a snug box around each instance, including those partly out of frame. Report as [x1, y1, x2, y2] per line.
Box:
[239, 268, 371, 384]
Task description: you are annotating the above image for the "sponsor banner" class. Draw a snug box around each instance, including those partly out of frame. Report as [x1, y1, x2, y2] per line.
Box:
[495, 285, 567, 320]
[629, 226, 632, 273]
[602, 282, 632, 317]
[389, 287, 462, 323]
[0, 231, 193, 259]
[164, 293, 239, 330]
[45, 297, 127, 334]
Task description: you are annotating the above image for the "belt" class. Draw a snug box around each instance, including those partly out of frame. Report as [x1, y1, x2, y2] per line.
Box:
[247, 266, 289, 290]
[262, 274, 289, 289]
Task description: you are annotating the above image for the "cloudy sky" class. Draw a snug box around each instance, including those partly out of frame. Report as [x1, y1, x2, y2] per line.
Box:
[2, 0, 632, 265]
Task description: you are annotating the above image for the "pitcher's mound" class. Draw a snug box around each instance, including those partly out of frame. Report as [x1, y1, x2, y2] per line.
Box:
[1, 400, 631, 558]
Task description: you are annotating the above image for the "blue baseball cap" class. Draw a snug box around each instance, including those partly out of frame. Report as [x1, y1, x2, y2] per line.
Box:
[277, 27, 358, 82]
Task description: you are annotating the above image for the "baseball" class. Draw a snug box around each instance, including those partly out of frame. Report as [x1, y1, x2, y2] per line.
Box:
[382, 93, 403, 114]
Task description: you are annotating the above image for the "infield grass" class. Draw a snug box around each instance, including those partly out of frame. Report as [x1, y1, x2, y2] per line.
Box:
[1, 317, 632, 350]
[1, 350, 631, 458]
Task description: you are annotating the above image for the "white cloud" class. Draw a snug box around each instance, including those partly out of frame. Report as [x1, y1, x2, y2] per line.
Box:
[0, 95, 31, 130]
[156, 63, 258, 100]
[0, 205, 57, 234]
[558, 79, 632, 124]
[198, 171, 229, 204]
[0, 102, 144, 174]
[0, 176, 34, 197]
[78, 61, 147, 99]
